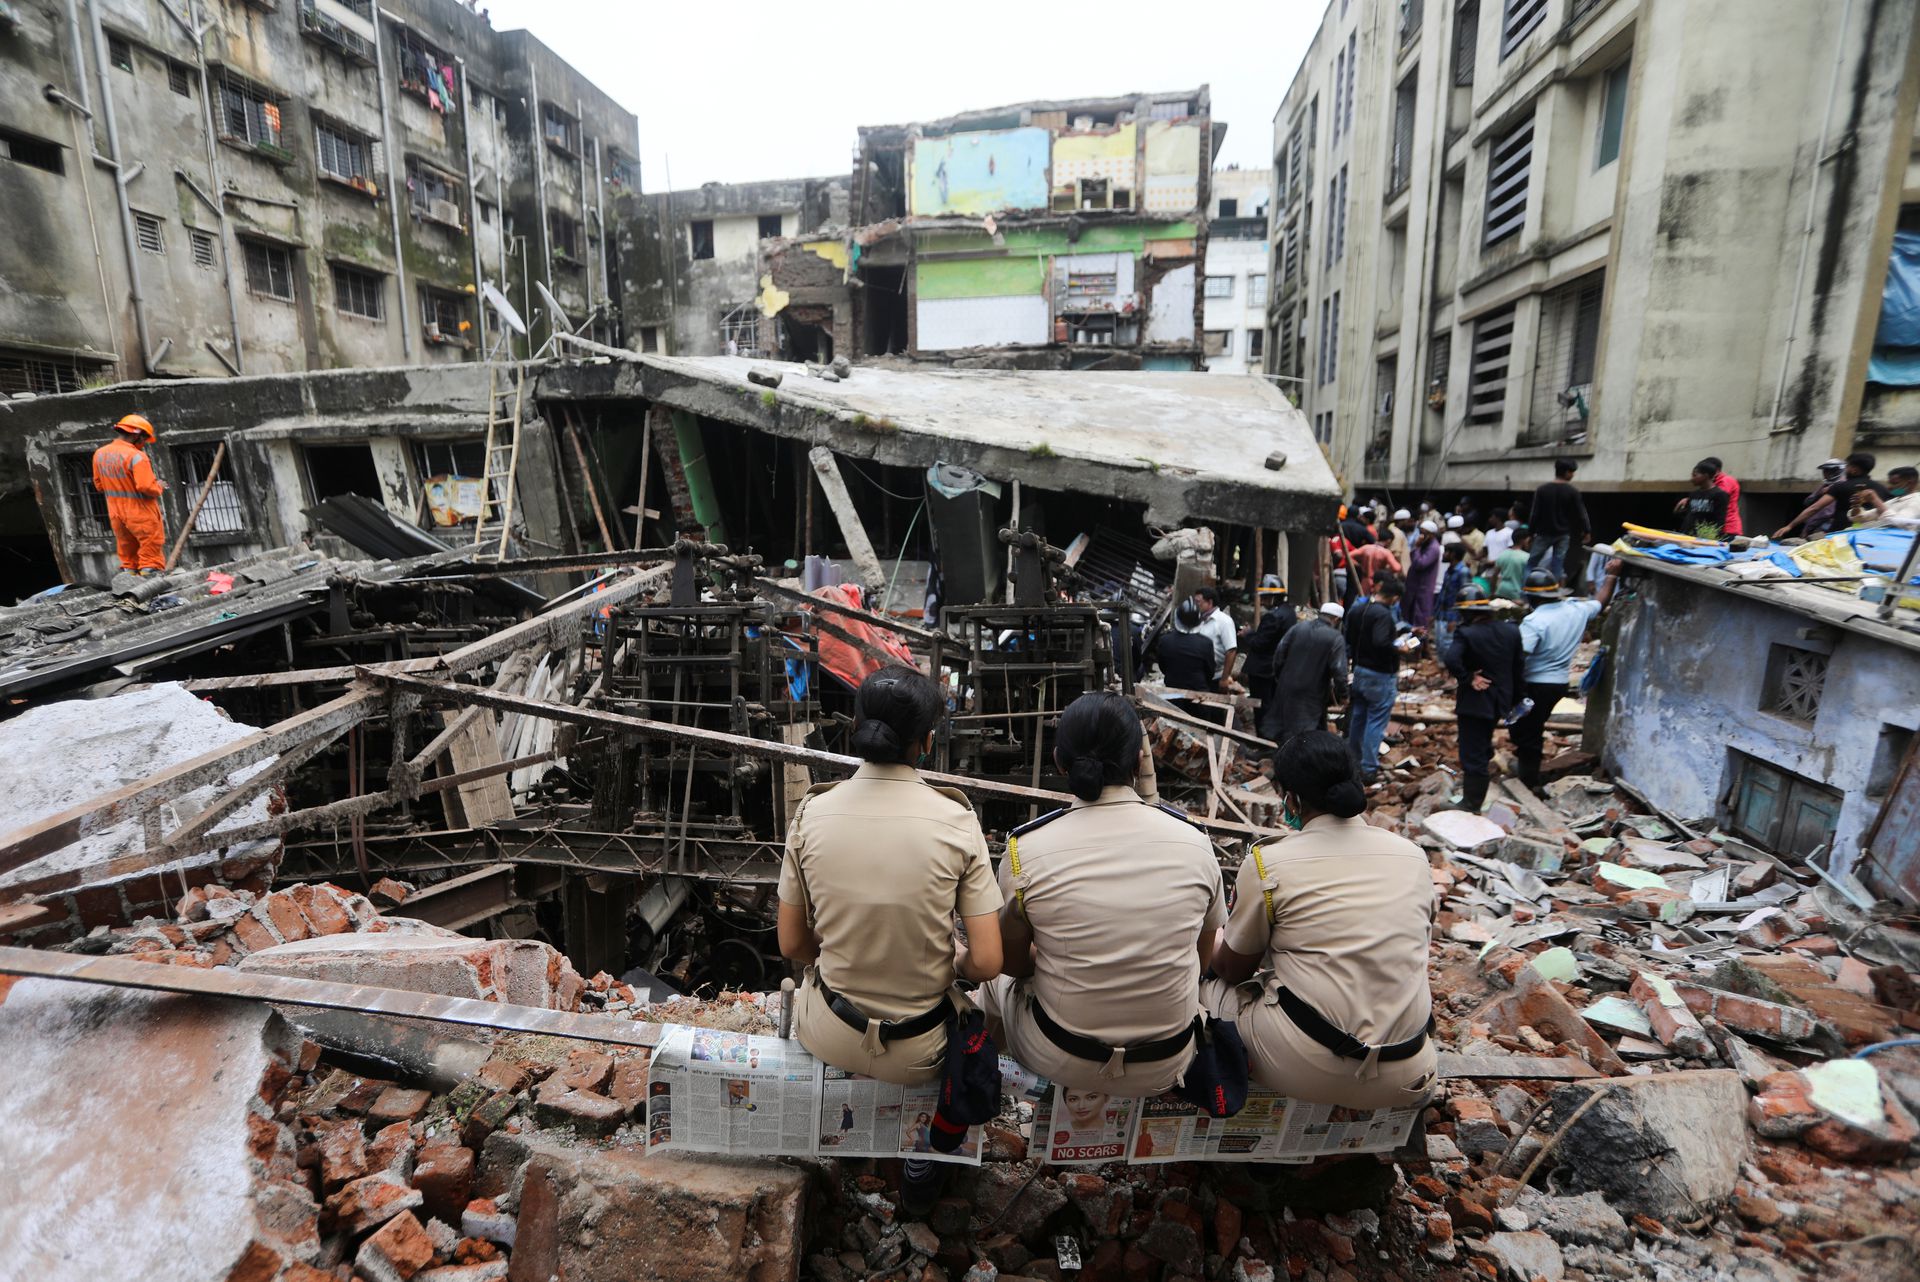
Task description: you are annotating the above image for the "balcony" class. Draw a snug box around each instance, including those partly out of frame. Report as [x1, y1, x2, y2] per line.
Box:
[299, 4, 375, 64]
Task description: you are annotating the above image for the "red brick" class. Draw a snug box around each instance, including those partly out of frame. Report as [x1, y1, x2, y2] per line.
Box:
[71, 884, 125, 928]
[1785, 935, 1839, 958]
[1669, 981, 1818, 1042]
[289, 884, 352, 936]
[224, 1239, 285, 1282]
[412, 1141, 474, 1222]
[607, 1057, 649, 1115]
[231, 912, 280, 954]
[1630, 973, 1710, 1056]
[557, 1049, 613, 1093]
[1447, 1195, 1495, 1234]
[369, 877, 413, 903]
[368, 1120, 416, 1175]
[262, 894, 311, 944]
[475, 1057, 531, 1094]
[533, 1088, 624, 1137]
[359, 1210, 435, 1280]
[369, 1087, 431, 1124]
[316, 1120, 370, 1188]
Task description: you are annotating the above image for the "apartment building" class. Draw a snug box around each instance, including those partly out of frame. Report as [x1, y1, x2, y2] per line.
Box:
[1268, 0, 1920, 524]
[0, 0, 637, 391]
[1202, 166, 1273, 374]
[618, 176, 850, 358]
[754, 89, 1221, 369]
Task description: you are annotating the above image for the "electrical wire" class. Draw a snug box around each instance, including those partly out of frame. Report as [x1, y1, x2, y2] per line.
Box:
[843, 458, 925, 502]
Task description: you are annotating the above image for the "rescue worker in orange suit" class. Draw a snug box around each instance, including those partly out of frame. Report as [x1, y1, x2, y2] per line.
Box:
[93, 413, 168, 575]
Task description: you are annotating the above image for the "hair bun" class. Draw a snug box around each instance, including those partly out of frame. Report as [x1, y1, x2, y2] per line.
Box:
[1066, 755, 1107, 802]
[1322, 779, 1367, 819]
[850, 719, 903, 758]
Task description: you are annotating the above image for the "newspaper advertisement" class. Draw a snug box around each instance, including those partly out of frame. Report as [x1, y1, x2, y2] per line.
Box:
[1273, 1099, 1423, 1157]
[1036, 1084, 1140, 1166]
[644, 1026, 819, 1158]
[1126, 1090, 1306, 1163]
[815, 1068, 983, 1166]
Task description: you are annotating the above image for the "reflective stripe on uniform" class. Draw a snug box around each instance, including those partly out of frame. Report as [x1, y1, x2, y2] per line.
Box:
[101, 491, 149, 500]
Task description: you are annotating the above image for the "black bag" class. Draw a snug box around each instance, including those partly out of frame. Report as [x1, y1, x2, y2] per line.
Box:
[930, 1007, 1000, 1152]
[1176, 1015, 1250, 1119]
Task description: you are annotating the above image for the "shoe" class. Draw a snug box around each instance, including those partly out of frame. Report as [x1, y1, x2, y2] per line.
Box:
[899, 1160, 950, 1217]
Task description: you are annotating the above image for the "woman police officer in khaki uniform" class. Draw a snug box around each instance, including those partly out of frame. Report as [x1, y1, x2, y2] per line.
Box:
[1203, 730, 1438, 1109]
[975, 692, 1225, 1097]
[776, 665, 1004, 1086]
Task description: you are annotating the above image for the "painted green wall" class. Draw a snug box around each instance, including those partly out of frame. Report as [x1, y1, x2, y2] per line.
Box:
[916, 256, 1048, 300]
[918, 222, 1199, 258]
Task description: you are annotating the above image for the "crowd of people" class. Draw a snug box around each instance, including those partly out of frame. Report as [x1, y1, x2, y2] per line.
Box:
[778, 669, 1436, 1211]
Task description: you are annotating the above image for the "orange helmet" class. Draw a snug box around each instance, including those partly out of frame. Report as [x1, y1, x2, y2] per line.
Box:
[114, 413, 156, 441]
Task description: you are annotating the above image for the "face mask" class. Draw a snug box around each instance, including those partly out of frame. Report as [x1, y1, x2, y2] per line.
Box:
[1281, 792, 1306, 831]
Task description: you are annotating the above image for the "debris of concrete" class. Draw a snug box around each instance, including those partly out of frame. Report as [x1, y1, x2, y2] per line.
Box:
[1537, 1071, 1749, 1217]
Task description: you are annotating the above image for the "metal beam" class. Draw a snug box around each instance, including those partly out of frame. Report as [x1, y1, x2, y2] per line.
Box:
[401, 861, 565, 932]
[807, 446, 885, 592]
[0, 946, 661, 1050]
[752, 577, 938, 646]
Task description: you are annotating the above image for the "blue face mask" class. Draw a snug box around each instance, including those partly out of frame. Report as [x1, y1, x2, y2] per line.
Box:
[1281, 793, 1305, 831]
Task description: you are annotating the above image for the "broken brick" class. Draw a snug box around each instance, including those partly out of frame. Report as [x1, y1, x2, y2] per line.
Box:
[358, 1209, 435, 1282]
[474, 1057, 531, 1095]
[1669, 979, 1819, 1043]
[369, 1086, 432, 1124]
[533, 1088, 624, 1137]
[413, 1141, 475, 1222]
[326, 1171, 424, 1236]
[1630, 972, 1711, 1057]
[557, 1048, 613, 1094]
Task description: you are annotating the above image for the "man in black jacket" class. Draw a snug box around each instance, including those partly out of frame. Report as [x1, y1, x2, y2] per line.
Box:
[1269, 601, 1349, 743]
[1344, 576, 1404, 782]
[1443, 599, 1526, 813]
[1239, 588, 1298, 740]
[1156, 601, 1225, 725]
[1528, 458, 1590, 582]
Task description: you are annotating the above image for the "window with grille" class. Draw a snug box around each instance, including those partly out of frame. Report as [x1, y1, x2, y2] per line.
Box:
[720, 303, 759, 353]
[1454, 0, 1480, 85]
[172, 443, 246, 533]
[109, 34, 133, 72]
[1500, 0, 1547, 59]
[1343, 32, 1357, 138]
[1761, 646, 1828, 724]
[1324, 175, 1339, 269]
[134, 212, 164, 255]
[1204, 276, 1234, 299]
[1248, 329, 1265, 359]
[1401, 0, 1424, 44]
[1287, 121, 1305, 201]
[0, 350, 94, 395]
[1204, 330, 1232, 356]
[1527, 272, 1603, 441]
[217, 71, 283, 150]
[1283, 221, 1299, 284]
[1467, 305, 1515, 424]
[168, 60, 192, 95]
[549, 208, 581, 261]
[1248, 275, 1268, 306]
[395, 28, 454, 108]
[1331, 49, 1346, 149]
[1389, 75, 1417, 196]
[758, 213, 783, 239]
[541, 102, 579, 153]
[189, 229, 217, 268]
[1, 127, 64, 174]
[407, 158, 464, 227]
[1427, 331, 1451, 408]
[1483, 116, 1533, 246]
[421, 288, 469, 341]
[60, 454, 113, 539]
[242, 238, 294, 300]
[1320, 291, 1341, 384]
[1596, 59, 1630, 169]
[315, 120, 376, 184]
[1334, 167, 1348, 262]
[1314, 411, 1334, 445]
[332, 263, 384, 319]
[607, 150, 635, 188]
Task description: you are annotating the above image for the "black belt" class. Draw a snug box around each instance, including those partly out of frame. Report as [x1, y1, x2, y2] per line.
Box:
[1032, 999, 1195, 1065]
[815, 977, 949, 1043]
[1275, 986, 1431, 1062]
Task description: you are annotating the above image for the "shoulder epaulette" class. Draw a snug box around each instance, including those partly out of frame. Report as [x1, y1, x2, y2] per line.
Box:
[1010, 806, 1068, 837]
[927, 783, 977, 812]
[802, 780, 841, 797]
[1154, 801, 1206, 829]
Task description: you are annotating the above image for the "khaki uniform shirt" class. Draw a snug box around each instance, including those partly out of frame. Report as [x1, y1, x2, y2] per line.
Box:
[1224, 814, 1434, 1046]
[1003, 786, 1225, 1043]
[778, 762, 1000, 1021]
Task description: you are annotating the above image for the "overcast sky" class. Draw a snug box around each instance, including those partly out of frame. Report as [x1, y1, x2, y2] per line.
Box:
[483, 0, 1318, 192]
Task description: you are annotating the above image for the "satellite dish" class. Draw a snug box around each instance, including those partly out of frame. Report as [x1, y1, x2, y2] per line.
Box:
[482, 282, 526, 336]
[535, 281, 572, 335]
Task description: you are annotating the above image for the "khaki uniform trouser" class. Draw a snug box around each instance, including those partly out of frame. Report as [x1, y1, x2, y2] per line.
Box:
[1201, 976, 1438, 1111]
[976, 975, 1196, 1098]
[792, 971, 957, 1087]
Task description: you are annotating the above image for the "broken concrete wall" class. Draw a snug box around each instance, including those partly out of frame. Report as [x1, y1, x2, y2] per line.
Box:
[1603, 567, 1920, 885]
[0, 979, 318, 1281]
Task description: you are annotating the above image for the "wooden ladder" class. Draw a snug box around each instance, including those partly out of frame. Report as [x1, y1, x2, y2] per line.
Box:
[474, 361, 525, 557]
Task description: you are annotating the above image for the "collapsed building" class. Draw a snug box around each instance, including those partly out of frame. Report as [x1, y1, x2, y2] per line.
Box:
[753, 89, 1223, 370]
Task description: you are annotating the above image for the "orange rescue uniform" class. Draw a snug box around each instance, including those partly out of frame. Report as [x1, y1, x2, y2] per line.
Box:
[92, 437, 167, 571]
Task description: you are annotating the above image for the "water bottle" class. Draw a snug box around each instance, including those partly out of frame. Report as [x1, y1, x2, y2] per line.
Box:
[1501, 697, 1534, 727]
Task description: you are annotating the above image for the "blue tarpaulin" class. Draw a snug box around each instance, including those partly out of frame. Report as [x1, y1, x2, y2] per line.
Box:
[1869, 229, 1920, 386]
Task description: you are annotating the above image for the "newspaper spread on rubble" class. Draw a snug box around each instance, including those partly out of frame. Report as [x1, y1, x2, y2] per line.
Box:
[1128, 1092, 1423, 1163]
[816, 1067, 982, 1165]
[645, 1025, 982, 1163]
[644, 1026, 819, 1157]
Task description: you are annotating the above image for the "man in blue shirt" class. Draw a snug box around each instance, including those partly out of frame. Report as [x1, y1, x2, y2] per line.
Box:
[1511, 566, 1618, 789]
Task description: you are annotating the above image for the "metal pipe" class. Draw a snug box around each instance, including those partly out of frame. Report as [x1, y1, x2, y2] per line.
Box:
[61, 0, 92, 116]
[576, 95, 591, 327]
[48, 30, 118, 364]
[456, 56, 486, 355]
[83, 0, 158, 374]
[527, 58, 554, 349]
[593, 136, 608, 341]
[1769, 0, 1856, 432]
[186, 0, 244, 373]
[371, 7, 413, 360]
[669, 409, 729, 548]
[489, 85, 510, 355]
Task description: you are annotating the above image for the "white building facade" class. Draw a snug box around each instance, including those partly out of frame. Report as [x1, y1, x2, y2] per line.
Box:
[1203, 167, 1274, 374]
[1267, 0, 1920, 526]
